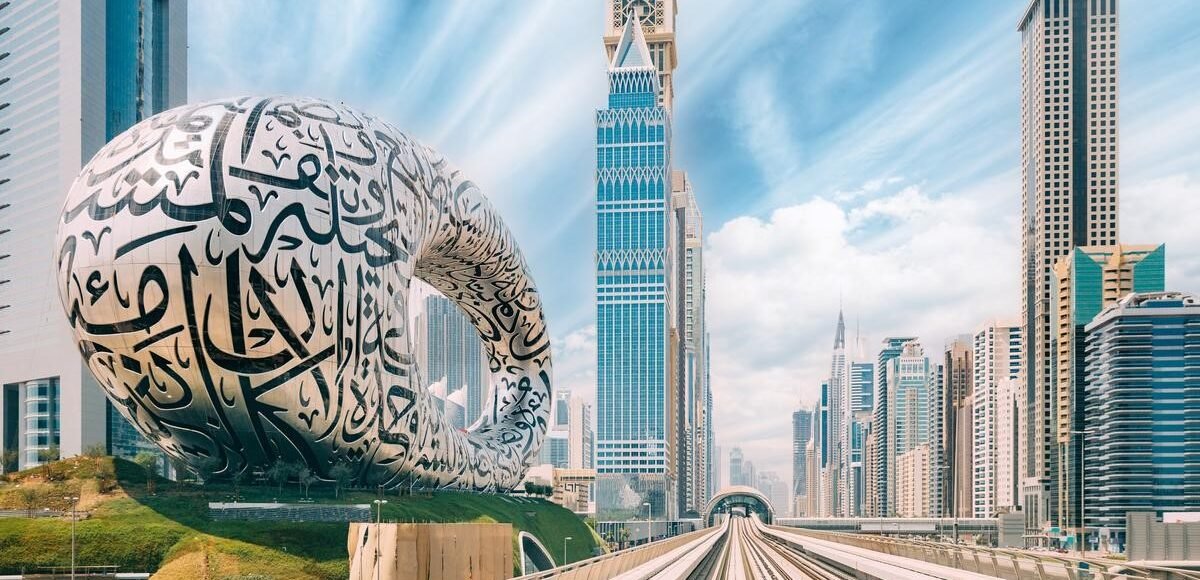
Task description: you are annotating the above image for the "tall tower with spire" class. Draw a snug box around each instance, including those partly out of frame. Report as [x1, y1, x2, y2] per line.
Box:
[827, 310, 850, 516]
[595, 14, 677, 519]
[603, 0, 678, 111]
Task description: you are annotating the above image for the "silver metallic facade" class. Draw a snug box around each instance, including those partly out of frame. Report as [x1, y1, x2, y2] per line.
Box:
[55, 97, 552, 490]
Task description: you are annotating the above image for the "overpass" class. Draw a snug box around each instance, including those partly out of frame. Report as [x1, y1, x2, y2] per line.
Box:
[778, 516, 1000, 538]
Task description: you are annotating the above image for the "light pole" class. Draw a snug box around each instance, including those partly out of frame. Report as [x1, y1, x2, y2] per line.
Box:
[372, 499, 388, 580]
[642, 502, 652, 543]
[1070, 428, 1096, 560]
[937, 465, 957, 544]
[562, 536, 572, 566]
[63, 495, 79, 579]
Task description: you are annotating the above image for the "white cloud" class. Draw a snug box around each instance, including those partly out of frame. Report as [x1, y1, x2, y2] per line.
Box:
[552, 325, 597, 409]
[706, 174, 1019, 477]
[1123, 173, 1200, 290]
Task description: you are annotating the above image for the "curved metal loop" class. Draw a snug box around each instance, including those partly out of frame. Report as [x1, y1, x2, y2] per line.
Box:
[55, 96, 551, 490]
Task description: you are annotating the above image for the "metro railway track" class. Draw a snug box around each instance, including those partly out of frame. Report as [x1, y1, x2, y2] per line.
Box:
[688, 516, 850, 580]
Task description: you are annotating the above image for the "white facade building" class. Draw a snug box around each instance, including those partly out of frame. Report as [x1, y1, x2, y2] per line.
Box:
[972, 319, 1023, 517]
[897, 443, 932, 518]
[0, 1, 187, 469]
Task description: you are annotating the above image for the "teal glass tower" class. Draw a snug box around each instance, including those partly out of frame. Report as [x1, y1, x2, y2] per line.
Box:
[595, 16, 675, 518]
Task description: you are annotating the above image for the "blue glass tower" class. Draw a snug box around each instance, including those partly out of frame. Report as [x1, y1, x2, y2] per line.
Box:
[1083, 291, 1200, 553]
[595, 17, 675, 518]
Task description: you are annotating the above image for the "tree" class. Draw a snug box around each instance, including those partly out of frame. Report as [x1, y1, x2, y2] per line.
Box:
[133, 452, 159, 495]
[298, 467, 318, 500]
[17, 487, 38, 517]
[83, 443, 107, 458]
[1, 449, 18, 475]
[265, 459, 295, 496]
[37, 445, 59, 480]
[96, 462, 117, 494]
[230, 468, 247, 501]
[330, 462, 355, 499]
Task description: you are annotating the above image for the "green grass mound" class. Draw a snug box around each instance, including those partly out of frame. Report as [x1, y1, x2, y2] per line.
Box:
[0, 456, 601, 578]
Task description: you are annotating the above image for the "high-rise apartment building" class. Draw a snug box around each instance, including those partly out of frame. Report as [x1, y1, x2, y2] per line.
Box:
[897, 443, 932, 518]
[804, 439, 819, 517]
[713, 443, 724, 489]
[0, 1, 187, 470]
[728, 446, 744, 487]
[416, 295, 489, 426]
[942, 336, 974, 518]
[1084, 292, 1200, 552]
[849, 409, 871, 517]
[827, 312, 849, 516]
[818, 379, 830, 516]
[973, 319, 1023, 518]
[595, 12, 677, 518]
[863, 427, 878, 517]
[887, 341, 929, 515]
[566, 392, 595, 470]
[995, 376, 1022, 515]
[757, 471, 789, 518]
[672, 170, 709, 516]
[1018, 0, 1121, 530]
[791, 408, 812, 514]
[871, 336, 917, 517]
[1053, 244, 1164, 535]
[848, 338, 873, 517]
[926, 362, 945, 518]
[850, 361, 875, 414]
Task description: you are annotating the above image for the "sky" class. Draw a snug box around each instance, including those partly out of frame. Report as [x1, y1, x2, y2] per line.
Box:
[189, 1, 1200, 480]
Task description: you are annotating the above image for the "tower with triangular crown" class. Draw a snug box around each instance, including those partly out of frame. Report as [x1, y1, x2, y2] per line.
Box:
[604, 0, 678, 111]
[594, 1, 677, 520]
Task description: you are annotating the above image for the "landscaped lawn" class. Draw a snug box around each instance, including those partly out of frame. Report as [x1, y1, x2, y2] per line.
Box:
[0, 456, 601, 578]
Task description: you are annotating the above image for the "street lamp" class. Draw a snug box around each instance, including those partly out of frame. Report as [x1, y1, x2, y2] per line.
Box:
[1070, 428, 1097, 560]
[63, 496, 78, 580]
[372, 499, 388, 580]
[562, 536, 573, 566]
[642, 502, 652, 543]
[937, 465, 958, 544]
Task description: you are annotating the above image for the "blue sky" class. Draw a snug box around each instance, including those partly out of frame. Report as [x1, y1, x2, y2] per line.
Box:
[190, 1, 1200, 478]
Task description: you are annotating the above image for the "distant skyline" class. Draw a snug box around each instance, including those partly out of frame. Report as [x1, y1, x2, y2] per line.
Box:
[190, 1, 1200, 477]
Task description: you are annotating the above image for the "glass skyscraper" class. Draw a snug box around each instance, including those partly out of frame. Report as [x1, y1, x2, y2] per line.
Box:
[870, 336, 916, 516]
[848, 360, 873, 516]
[595, 14, 675, 518]
[1083, 292, 1200, 552]
[0, 1, 187, 470]
[791, 408, 813, 513]
[417, 294, 488, 426]
[1053, 244, 1164, 537]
